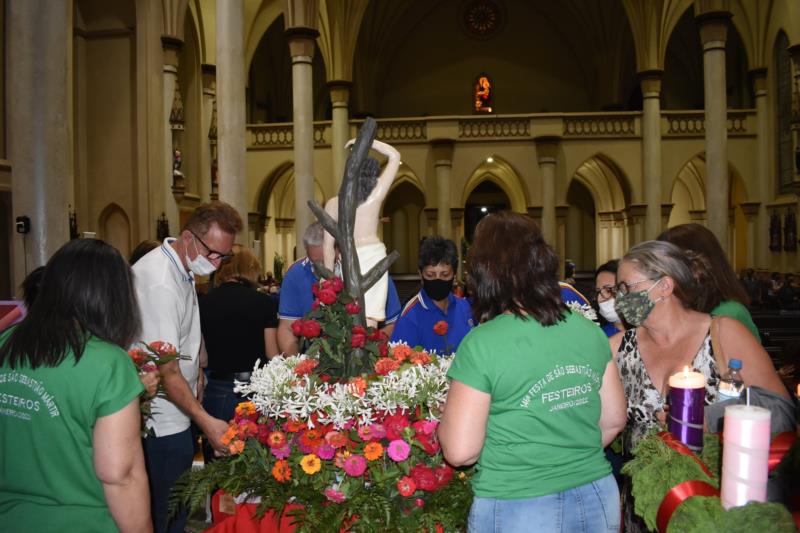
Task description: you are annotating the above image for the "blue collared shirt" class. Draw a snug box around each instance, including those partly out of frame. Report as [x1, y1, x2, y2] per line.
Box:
[278, 257, 401, 323]
[390, 288, 474, 354]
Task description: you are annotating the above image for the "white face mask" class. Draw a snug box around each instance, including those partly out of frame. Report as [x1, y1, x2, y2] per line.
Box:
[598, 298, 621, 324]
[185, 237, 217, 276]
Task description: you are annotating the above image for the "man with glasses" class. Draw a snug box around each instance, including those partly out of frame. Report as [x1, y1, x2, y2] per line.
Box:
[132, 201, 242, 533]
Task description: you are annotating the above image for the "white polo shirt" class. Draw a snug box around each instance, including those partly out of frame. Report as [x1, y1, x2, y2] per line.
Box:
[132, 238, 201, 437]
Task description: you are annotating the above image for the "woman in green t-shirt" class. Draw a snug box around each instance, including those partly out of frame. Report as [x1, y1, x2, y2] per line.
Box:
[0, 239, 151, 533]
[658, 223, 761, 342]
[438, 212, 627, 533]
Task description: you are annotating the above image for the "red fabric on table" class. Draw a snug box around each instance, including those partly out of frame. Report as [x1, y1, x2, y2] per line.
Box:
[208, 490, 300, 533]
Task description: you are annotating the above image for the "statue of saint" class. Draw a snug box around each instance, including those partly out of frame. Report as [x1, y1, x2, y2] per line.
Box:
[323, 139, 401, 326]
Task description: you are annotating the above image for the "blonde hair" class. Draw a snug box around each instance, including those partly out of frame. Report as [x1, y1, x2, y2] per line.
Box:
[216, 247, 262, 285]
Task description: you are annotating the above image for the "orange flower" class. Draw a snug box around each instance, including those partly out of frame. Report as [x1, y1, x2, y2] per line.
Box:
[433, 320, 448, 336]
[267, 430, 287, 448]
[300, 428, 325, 448]
[294, 358, 319, 376]
[410, 350, 431, 365]
[391, 344, 412, 362]
[375, 357, 401, 375]
[348, 377, 367, 397]
[363, 441, 384, 461]
[235, 401, 257, 418]
[272, 459, 292, 482]
[229, 440, 245, 455]
[221, 426, 237, 445]
[284, 419, 307, 433]
[300, 454, 322, 475]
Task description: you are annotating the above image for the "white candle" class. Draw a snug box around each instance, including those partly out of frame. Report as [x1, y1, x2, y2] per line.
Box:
[720, 404, 771, 509]
[668, 366, 706, 389]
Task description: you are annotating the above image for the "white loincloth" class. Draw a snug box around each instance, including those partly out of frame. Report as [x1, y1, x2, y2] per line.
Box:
[356, 242, 387, 323]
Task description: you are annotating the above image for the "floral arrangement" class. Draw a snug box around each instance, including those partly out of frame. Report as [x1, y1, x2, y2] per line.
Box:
[173, 347, 472, 532]
[624, 432, 796, 532]
[565, 300, 598, 322]
[127, 341, 182, 436]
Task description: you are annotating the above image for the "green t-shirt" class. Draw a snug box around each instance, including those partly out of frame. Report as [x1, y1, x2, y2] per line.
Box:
[447, 311, 612, 499]
[712, 300, 761, 342]
[0, 333, 143, 532]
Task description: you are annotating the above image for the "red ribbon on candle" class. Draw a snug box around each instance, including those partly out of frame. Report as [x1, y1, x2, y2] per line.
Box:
[656, 480, 720, 532]
[657, 431, 716, 478]
[768, 432, 796, 473]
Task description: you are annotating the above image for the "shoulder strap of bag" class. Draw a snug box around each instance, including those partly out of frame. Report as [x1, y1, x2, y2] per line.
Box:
[709, 315, 727, 373]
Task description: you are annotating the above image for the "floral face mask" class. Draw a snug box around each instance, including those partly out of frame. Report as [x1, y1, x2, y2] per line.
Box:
[614, 278, 663, 327]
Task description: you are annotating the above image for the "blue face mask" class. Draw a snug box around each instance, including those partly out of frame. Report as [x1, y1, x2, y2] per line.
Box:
[614, 278, 662, 327]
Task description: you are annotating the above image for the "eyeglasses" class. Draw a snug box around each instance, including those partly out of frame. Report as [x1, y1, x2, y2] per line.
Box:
[593, 285, 616, 300]
[190, 231, 233, 262]
[615, 278, 660, 296]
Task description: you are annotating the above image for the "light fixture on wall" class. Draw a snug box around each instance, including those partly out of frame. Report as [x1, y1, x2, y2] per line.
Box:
[486, 157, 493, 163]
[480, 207, 488, 213]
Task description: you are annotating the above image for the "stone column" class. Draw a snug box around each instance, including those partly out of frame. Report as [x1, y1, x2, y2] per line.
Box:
[431, 141, 454, 238]
[751, 68, 770, 268]
[697, 11, 732, 253]
[199, 64, 216, 203]
[640, 70, 663, 239]
[740, 202, 760, 268]
[286, 27, 319, 251]
[555, 205, 570, 279]
[391, 208, 408, 272]
[8, 0, 73, 286]
[216, 0, 248, 228]
[162, 37, 182, 228]
[535, 137, 560, 246]
[627, 204, 647, 245]
[328, 80, 351, 188]
[423, 208, 438, 235]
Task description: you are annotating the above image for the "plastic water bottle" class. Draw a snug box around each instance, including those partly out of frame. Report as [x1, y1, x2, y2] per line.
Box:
[718, 358, 744, 401]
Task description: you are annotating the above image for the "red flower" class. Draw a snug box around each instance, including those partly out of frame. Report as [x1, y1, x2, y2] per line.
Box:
[433, 465, 454, 489]
[368, 329, 385, 342]
[433, 320, 448, 336]
[311, 283, 319, 296]
[128, 348, 149, 367]
[318, 288, 337, 305]
[378, 342, 389, 357]
[322, 277, 344, 293]
[283, 420, 306, 433]
[410, 464, 438, 491]
[291, 320, 304, 336]
[375, 357, 400, 375]
[257, 425, 271, 445]
[311, 299, 320, 310]
[344, 301, 360, 314]
[415, 432, 440, 455]
[397, 476, 416, 497]
[300, 428, 324, 448]
[301, 320, 322, 338]
[351, 332, 366, 348]
[352, 325, 366, 336]
[149, 341, 178, 358]
[383, 412, 410, 440]
[294, 358, 318, 376]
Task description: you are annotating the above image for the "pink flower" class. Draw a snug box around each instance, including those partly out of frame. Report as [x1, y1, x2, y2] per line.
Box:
[270, 443, 291, 459]
[316, 443, 336, 460]
[342, 454, 367, 477]
[357, 423, 387, 441]
[387, 439, 411, 462]
[324, 487, 346, 503]
[412, 420, 438, 436]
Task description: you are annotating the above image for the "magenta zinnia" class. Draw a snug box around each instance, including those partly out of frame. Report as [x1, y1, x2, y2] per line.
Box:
[387, 439, 411, 462]
[342, 454, 367, 477]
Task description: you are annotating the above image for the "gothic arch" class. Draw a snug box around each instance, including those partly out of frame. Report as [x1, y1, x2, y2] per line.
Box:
[566, 153, 631, 212]
[244, 1, 284, 74]
[187, 0, 208, 64]
[383, 169, 426, 273]
[461, 156, 527, 213]
[98, 203, 132, 258]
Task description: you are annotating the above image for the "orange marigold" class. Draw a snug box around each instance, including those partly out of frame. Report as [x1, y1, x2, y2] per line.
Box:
[409, 350, 431, 365]
[363, 441, 384, 461]
[221, 426, 237, 445]
[235, 401, 257, 418]
[272, 459, 292, 482]
[391, 344, 412, 362]
[375, 357, 401, 375]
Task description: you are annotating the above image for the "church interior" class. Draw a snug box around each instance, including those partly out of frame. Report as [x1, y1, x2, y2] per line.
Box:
[1, 0, 799, 299]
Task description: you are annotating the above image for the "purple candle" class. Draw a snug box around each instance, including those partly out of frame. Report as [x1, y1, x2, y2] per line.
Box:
[667, 367, 706, 452]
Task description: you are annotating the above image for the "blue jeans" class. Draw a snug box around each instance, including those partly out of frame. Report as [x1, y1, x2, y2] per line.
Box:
[143, 428, 194, 533]
[468, 473, 620, 533]
[202, 378, 246, 461]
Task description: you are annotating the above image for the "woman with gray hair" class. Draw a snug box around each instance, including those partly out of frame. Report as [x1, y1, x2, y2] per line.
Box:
[610, 240, 788, 453]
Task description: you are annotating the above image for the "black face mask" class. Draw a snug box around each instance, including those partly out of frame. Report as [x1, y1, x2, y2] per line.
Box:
[423, 278, 454, 301]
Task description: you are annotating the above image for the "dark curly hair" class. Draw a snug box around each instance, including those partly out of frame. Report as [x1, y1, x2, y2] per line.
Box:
[467, 211, 565, 326]
[358, 157, 380, 204]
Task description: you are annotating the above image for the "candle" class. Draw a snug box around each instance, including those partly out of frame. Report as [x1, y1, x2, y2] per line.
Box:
[720, 404, 771, 509]
[667, 366, 706, 452]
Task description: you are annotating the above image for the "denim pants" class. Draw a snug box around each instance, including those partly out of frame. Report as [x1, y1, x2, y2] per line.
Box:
[468, 473, 620, 533]
[202, 378, 246, 461]
[143, 428, 194, 533]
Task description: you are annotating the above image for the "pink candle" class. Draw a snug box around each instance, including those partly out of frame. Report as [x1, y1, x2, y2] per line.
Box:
[720, 404, 771, 509]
